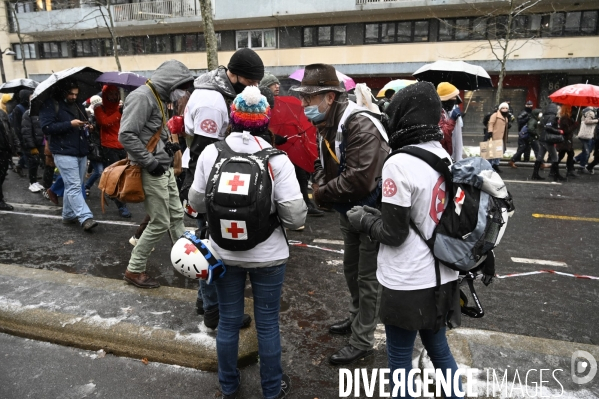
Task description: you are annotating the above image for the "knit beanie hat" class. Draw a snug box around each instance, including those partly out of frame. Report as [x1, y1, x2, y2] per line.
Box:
[228, 48, 265, 81]
[437, 82, 459, 101]
[260, 72, 280, 88]
[386, 81, 443, 151]
[87, 95, 102, 114]
[498, 102, 509, 111]
[229, 86, 271, 134]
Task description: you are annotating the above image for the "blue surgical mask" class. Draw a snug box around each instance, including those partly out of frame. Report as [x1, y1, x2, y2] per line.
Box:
[304, 97, 329, 123]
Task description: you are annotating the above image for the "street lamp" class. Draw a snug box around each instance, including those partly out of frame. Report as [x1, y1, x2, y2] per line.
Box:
[0, 48, 17, 84]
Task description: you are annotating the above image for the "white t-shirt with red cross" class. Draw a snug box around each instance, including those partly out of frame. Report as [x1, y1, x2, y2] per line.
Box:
[376, 141, 459, 291]
[184, 89, 228, 140]
[192, 132, 303, 265]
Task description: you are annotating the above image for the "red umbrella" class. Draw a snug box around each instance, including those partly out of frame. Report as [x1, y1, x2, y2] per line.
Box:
[269, 96, 318, 173]
[549, 84, 599, 107]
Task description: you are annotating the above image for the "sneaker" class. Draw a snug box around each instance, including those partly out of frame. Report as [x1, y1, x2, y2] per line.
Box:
[28, 183, 43, 193]
[129, 235, 139, 246]
[0, 201, 14, 211]
[34, 182, 45, 191]
[13, 165, 25, 177]
[62, 217, 78, 224]
[85, 188, 90, 197]
[118, 206, 132, 218]
[293, 225, 305, 231]
[587, 166, 595, 175]
[274, 373, 291, 399]
[82, 218, 98, 231]
[42, 190, 50, 200]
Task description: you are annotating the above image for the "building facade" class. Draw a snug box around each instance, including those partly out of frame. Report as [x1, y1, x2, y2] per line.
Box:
[1, 0, 598, 129]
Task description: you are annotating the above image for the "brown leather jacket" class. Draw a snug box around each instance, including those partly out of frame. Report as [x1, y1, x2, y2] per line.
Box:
[313, 99, 390, 206]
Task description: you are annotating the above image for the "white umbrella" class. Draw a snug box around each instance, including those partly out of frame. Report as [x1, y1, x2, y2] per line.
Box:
[413, 60, 492, 91]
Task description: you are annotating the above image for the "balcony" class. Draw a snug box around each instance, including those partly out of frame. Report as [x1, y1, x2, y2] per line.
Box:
[112, 0, 199, 22]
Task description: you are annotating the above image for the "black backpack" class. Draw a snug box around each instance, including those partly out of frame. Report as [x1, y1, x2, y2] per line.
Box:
[205, 140, 285, 251]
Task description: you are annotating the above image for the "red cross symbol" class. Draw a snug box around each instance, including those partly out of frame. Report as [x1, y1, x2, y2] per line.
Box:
[382, 178, 397, 197]
[196, 270, 208, 280]
[226, 222, 245, 238]
[184, 243, 197, 255]
[227, 175, 245, 192]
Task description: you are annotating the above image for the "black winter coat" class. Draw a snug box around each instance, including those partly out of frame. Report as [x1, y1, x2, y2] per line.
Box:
[21, 109, 44, 149]
[39, 98, 89, 157]
[0, 109, 20, 154]
[541, 103, 562, 143]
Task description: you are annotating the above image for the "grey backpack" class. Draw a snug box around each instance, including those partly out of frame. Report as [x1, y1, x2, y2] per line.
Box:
[394, 147, 515, 273]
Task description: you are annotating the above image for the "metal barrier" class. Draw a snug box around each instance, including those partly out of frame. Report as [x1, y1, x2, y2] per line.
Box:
[113, 0, 198, 22]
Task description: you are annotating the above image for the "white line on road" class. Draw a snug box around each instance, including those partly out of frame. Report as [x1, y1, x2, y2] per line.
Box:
[511, 257, 567, 267]
[503, 180, 562, 185]
[0, 210, 138, 226]
[313, 239, 344, 245]
[10, 203, 61, 212]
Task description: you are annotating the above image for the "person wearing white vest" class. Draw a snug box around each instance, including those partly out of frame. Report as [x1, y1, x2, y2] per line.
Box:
[292, 63, 390, 366]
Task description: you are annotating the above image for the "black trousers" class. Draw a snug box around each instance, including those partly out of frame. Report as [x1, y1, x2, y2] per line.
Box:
[0, 151, 10, 202]
[558, 149, 575, 172]
[295, 165, 314, 209]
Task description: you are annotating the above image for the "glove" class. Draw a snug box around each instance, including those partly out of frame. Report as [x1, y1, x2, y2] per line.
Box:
[30, 148, 39, 155]
[148, 163, 166, 176]
[362, 205, 381, 217]
[450, 108, 461, 121]
[559, 130, 564, 135]
[347, 206, 367, 231]
[274, 135, 288, 146]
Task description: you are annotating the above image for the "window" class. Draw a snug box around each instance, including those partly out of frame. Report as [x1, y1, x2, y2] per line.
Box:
[438, 20, 455, 41]
[511, 15, 529, 38]
[455, 18, 470, 40]
[581, 11, 598, 35]
[41, 41, 68, 58]
[527, 15, 542, 37]
[74, 40, 99, 57]
[564, 12, 582, 35]
[117, 37, 134, 56]
[154, 35, 171, 53]
[12, 43, 37, 59]
[471, 17, 487, 40]
[302, 25, 346, 46]
[365, 20, 429, 44]
[236, 29, 276, 49]
[544, 12, 565, 37]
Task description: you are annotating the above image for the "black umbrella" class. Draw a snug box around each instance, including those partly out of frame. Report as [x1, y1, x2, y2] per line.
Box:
[30, 67, 103, 116]
[412, 60, 493, 91]
[0, 78, 39, 94]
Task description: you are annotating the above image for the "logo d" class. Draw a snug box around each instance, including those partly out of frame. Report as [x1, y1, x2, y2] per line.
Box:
[571, 350, 597, 385]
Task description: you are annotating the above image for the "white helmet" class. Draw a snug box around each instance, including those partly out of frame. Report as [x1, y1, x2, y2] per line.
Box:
[171, 231, 226, 284]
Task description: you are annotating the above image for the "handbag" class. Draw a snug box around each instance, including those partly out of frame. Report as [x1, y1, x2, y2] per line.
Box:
[98, 129, 161, 212]
[544, 133, 564, 144]
[88, 142, 102, 162]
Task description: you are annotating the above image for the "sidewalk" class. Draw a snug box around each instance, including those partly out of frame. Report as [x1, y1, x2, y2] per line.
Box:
[1, 263, 598, 396]
[0, 263, 257, 372]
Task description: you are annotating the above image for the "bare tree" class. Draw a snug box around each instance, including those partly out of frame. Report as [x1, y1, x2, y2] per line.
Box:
[437, 0, 544, 106]
[198, 0, 218, 70]
[7, 1, 29, 78]
[94, 0, 122, 71]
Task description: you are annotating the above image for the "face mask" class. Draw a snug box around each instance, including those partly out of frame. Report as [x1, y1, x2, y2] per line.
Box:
[170, 89, 186, 103]
[441, 100, 455, 112]
[501, 110, 509, 117]
[304, 105, 327, 123]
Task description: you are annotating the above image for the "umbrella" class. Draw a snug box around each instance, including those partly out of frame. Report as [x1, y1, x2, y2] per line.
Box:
[289, 68, 356, 91]
[376, 79, 417, 98]
[0, 78, 39, 94]
[269, 96, 318, 173]
[412, 60, 493, 91]
[96, 71, 147, 91]
[548, 84, 599, 107]
[31, 67, 103, 116]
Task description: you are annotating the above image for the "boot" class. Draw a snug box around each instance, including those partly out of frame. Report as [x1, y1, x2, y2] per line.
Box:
[531, 161, 545, 180]
[551, 163, 566, 182]
[508, 160, 518, 169]
[124, 271, 160, 289]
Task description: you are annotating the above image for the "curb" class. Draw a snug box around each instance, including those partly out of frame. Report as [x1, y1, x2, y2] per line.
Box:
[0, 263, 258, 371]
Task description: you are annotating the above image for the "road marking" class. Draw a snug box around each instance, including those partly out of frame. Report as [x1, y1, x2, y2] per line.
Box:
[10, 203, 61, 212]
[313, 239, 344, 245]
[511, 257, 567, 267]
[503, 180, 562, 185]
[497, 270, 599, 280]
[0, 210, 138, 226]
[532, 213, 599, 222]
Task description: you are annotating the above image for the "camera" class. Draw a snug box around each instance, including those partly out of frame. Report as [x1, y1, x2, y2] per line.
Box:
[164, 141, 180, 157]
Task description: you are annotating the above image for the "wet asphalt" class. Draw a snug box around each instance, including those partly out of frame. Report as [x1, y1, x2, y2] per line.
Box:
[0, 156, 598, 398]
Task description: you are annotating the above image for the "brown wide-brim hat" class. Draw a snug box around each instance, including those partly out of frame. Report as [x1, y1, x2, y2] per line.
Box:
[291, 63, 346, 95]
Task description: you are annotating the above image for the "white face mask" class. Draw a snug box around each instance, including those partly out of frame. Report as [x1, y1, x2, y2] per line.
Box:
[170, 89, 187, 103]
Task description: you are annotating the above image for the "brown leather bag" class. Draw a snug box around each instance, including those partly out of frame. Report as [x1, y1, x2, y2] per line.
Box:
[98, 129, 161, 212]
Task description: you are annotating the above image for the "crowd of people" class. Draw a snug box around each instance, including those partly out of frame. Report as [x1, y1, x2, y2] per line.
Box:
[0, 49, 596, 399]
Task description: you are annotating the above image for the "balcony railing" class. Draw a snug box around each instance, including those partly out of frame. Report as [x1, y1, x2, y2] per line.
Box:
[113, 0, 198, 22]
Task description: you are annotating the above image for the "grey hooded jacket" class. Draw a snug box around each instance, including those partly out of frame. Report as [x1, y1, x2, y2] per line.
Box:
[119, 60, 193, 171]
[194, 66, 237, 102]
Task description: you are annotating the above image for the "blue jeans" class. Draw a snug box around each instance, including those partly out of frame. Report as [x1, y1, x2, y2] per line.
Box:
[85, 160, 104, 189]
[578, 139, 594, 167]
[53, 154, 93, 223]
[215, 264, 286, 399]
[385, 325, 462, 399]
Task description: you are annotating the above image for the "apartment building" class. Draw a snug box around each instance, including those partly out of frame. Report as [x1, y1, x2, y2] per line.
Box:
[1, 0, 598, 127]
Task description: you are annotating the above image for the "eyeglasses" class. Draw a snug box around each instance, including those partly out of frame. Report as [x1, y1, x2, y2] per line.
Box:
[299, 93, 322, 103]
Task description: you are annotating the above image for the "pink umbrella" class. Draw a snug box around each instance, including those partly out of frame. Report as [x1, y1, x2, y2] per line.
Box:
[289, 68, 356, 91]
